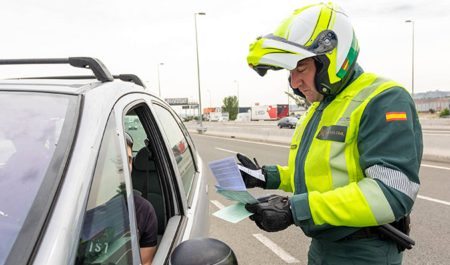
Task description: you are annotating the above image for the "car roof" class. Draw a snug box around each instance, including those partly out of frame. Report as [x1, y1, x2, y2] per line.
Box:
[0, 77, 152, 96]
[0, 57, 153, 97]
[0, 78, 101, 95]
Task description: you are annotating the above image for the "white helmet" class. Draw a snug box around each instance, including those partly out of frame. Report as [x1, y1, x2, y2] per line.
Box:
[247, 2, 359, 96]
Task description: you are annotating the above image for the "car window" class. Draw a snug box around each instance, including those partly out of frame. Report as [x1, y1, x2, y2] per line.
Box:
[124, 113, 146, 155]
[152, 104, 196, 198]
[75, 112, 133, 265]
[0, 92, 75, 264]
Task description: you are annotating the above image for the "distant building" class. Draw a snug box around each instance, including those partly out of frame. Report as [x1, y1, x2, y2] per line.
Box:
[414, 90, 450, 112]
[238, 107, 251, 113]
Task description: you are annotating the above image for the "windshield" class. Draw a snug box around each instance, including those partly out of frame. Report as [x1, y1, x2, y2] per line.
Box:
[0, 91, 75, 264]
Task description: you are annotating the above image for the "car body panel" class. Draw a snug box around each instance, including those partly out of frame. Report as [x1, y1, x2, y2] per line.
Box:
[1, 77, 209, 265]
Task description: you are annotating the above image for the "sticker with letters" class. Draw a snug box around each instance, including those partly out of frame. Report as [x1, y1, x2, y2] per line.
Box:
[316, 125, 347, 142]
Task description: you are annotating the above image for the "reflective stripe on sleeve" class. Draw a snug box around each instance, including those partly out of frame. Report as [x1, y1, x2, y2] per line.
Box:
[365, 164, 419, 201]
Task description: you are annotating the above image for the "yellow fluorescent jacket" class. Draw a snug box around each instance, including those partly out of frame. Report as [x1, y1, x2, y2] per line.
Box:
[278, 73, 405, 228]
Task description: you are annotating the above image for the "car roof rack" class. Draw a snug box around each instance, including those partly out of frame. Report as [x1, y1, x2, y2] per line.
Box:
[113, 74, 145, 87]
[0, 57, 114, 82]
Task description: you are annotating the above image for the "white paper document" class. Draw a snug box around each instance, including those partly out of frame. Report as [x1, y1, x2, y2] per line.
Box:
[208, 157, 260, 223]
[209, 156, 247, 191]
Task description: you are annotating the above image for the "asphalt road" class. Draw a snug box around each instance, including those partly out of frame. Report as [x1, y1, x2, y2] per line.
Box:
[192, 134, 450, 265]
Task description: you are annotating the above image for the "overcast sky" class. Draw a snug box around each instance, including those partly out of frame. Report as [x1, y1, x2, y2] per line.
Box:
[2, 0, 450, 107]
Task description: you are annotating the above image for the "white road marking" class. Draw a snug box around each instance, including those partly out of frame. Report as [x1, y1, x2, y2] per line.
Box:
[215, 147, 239, 154]
[421, 164, 450, 171]
[418, 195, 450, 206]
[253, 233, 300, 264]
[210, 200, 225, 210]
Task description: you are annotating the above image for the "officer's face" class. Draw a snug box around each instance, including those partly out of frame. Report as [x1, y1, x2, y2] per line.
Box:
[290, 58, 324, 103]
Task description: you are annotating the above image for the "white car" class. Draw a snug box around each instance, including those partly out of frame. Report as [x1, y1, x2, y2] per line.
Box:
[277, 116, 299, 129]
[0, 58, 212, 265]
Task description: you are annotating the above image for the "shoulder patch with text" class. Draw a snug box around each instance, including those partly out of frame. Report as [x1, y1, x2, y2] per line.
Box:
[386, 112, 407, 122]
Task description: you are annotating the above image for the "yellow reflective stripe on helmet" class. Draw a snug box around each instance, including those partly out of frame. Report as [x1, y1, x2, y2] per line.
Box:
[273, 15, 295, 39]
[274, 3, 320, 39]
[306, 3, 334, 46]
[325, 50, 340, 84]
[247, 38, 265, 66]
[247, 38, 293, 67]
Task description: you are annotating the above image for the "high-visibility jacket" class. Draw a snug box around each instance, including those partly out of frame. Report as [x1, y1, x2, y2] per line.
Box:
[264, 70, 422, 240]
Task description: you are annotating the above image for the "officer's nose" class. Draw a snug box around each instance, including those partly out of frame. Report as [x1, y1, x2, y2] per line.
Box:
[290, 71, 302, 89]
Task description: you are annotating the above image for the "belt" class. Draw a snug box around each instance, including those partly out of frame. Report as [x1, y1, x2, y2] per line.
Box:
[340, 227, 386, 241]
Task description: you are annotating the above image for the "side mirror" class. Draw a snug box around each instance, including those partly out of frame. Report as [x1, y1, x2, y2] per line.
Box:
[170, 238, 237, 265]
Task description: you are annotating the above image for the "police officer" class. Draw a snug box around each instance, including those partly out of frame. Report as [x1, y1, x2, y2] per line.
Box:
[238, 2, 423, 264]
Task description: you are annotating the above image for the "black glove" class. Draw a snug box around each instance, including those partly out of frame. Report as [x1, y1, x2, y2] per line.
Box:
[236, 153, 266, 188]
[245, 195, 293, 232]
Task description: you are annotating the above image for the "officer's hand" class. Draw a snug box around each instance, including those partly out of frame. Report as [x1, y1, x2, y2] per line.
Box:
[245, 195, 293, 232]
[236, 153, 266, 188]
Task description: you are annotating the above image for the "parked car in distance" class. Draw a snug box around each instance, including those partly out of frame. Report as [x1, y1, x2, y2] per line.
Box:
[0, 57, 214, 265]
[277, 116, 298, 129]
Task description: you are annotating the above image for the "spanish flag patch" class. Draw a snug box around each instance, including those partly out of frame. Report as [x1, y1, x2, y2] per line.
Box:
[386, 112, 407, 122]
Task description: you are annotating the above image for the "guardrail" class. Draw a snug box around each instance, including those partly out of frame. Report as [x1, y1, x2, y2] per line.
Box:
[185, 120, 450, 163]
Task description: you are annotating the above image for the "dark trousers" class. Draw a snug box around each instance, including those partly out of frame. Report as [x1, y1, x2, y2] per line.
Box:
[308, 237, 403, 265]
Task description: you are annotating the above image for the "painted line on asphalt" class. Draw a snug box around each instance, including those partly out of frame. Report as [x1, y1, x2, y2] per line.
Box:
[417, 195, 450, 206]
[253, 233, 300, 264]
[215, 147, 238, 154]
[421, 164, 450, 171]
[210, 200, 225, 210]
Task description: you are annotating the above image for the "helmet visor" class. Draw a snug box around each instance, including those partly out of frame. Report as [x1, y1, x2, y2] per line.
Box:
[248, 30, 337, 75]
[265, 30, 337, 56]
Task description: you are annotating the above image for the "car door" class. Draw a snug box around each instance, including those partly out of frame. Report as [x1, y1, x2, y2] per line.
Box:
[103, 92, 208, 264]
[75, 92, 190, 265]
[73, 109, 141, 265]
[111, 92, 196, 264]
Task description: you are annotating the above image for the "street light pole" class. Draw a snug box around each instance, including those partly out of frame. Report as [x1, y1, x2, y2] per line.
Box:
[195, 12, 206, 133]
[405, 19, 415, 96]
[157, 62, 164, 97]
